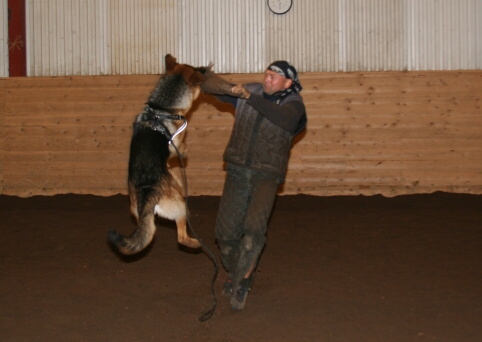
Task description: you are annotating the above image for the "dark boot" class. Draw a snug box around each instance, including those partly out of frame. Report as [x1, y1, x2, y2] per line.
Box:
[230, 274, 253, 311]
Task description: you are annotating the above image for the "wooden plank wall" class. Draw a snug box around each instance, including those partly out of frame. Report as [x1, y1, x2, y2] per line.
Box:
[1, 71, 481, 198]
[0, 78, 5, 193]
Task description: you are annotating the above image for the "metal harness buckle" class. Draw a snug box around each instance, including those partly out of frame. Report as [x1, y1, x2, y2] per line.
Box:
[144, 105, 187, 144]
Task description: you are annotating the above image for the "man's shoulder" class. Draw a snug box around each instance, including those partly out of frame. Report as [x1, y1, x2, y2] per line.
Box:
[283, 91, 305, 105]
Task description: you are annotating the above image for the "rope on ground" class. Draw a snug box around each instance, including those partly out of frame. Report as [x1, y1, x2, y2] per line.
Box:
[171, 140, 219, 322]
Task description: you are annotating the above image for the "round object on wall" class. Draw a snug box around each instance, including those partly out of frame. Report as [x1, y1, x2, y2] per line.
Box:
[267, 0, 293, 15]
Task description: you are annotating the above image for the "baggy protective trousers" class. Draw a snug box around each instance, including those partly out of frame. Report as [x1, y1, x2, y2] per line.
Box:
[215, 163, 280, 286]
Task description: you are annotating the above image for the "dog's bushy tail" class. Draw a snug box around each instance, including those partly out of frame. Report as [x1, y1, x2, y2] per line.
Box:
[109, 197, 157, 255]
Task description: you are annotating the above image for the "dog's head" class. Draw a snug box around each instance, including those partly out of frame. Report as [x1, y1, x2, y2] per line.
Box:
[147, 55, 209, 113]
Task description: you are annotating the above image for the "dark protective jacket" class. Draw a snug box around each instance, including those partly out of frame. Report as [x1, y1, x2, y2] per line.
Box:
[223, 83, 307, 180]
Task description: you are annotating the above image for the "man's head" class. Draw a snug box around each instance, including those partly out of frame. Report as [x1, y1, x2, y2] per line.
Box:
[263, 61, 302, 95]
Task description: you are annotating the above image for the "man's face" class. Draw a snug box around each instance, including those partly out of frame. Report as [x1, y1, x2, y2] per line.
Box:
[263, 69, 293, 95]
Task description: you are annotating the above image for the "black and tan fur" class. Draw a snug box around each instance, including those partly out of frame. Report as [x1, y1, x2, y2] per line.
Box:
[109, 54, 207, 255]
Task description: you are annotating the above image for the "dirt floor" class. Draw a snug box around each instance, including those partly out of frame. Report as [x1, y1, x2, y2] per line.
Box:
[0, 192, 481, 342]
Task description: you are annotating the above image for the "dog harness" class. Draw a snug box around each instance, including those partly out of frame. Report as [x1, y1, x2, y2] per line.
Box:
[140, 105, 187, 144]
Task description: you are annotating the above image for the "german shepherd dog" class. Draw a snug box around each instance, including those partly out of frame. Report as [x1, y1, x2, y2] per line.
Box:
[109, 54, 207, 255]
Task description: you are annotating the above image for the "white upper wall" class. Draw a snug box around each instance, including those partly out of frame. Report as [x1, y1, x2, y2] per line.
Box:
[0, 0, 8, 77]
[1, 0, 481, 76]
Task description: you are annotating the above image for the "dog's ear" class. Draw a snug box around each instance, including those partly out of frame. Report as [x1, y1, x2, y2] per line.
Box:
[165, 54, 178, 73]
[181, 67, 205, 86]
[189, 70, 206, 85]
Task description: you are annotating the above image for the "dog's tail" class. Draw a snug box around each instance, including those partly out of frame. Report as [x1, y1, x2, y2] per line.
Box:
[108, 196, 157, 255]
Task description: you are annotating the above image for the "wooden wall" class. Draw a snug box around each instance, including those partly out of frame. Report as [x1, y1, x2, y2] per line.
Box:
[0, 71, 481, 198]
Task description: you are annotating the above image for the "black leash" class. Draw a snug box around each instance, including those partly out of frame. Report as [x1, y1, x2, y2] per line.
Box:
[167, 117, 219, 322]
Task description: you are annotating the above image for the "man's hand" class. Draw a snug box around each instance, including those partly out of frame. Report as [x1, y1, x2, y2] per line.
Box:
[231, 85, 250, 99]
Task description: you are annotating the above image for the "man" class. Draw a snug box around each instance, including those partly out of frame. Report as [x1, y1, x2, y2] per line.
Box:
[201, 61, 307, 311]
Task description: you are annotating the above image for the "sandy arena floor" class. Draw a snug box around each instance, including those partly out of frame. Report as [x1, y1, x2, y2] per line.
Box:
[1, 192, 481, 341]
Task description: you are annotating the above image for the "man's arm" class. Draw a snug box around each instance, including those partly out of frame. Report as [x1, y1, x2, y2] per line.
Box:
[249, 95, 306, 134]
[215, 94, 239, 108]
[231, 85, 306, 134]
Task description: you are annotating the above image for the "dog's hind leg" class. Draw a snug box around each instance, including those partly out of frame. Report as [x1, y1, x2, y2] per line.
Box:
[175, 215, 201, 248]
[129, 185, 139, 221]
[155, 197, 201, 249]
